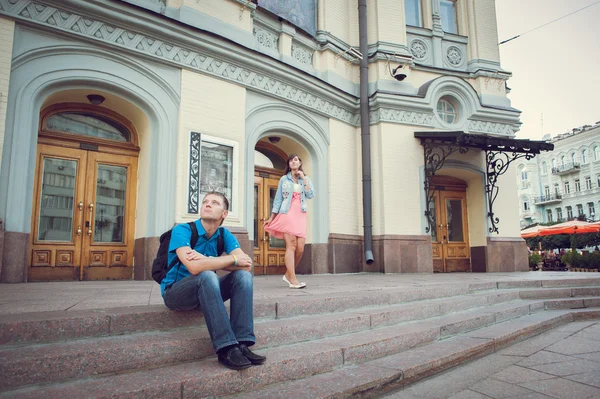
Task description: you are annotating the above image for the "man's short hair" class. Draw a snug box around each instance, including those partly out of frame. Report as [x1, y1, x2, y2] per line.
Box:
[203, 191, 230, 211]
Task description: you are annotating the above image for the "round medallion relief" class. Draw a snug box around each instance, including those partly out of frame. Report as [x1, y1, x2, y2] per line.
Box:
[446, 46, 463, 66]
[410, 40, 427, 60]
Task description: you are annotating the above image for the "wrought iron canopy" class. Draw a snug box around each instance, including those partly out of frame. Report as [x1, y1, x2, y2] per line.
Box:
[414, 131, 554, 154]
[415, 131, 554, 235]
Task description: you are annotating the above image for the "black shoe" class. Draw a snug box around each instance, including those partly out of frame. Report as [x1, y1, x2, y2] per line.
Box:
[217, 346, 252, 370]
[239, 343, 266, 365]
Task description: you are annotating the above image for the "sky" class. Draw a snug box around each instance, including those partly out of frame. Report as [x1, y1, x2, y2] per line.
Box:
[494, 0, 600, 140]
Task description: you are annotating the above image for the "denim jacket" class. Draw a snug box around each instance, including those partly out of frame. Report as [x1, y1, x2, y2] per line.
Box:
[271, 172, 315, 214]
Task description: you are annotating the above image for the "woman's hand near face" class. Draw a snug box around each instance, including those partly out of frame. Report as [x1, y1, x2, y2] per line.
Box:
[297, 170, 305, 179]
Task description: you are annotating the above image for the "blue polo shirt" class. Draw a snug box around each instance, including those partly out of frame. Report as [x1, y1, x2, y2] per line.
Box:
[160, 220, 240, 296]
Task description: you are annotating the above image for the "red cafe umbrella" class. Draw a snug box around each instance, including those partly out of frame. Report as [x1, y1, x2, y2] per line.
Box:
[538, 220, 600, 237]
[520, 225, 545, 239]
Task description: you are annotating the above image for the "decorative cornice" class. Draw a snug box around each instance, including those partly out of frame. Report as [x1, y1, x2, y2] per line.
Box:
[467, 119, 515, 136]
[370, 107, 435, 127]
[0, 0, 357, 125]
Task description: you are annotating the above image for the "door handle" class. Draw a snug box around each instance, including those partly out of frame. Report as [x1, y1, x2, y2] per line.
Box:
[76, 226, 82, 236]
[87, 203, 94, 236]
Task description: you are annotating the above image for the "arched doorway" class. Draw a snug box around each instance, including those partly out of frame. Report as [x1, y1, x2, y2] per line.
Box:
[253, 140, 287, 275]
[29, 104, 139, 281]
[429, 175, 471, 272]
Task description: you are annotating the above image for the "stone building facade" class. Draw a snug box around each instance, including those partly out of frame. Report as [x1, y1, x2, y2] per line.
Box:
[0, 0, 534, 282]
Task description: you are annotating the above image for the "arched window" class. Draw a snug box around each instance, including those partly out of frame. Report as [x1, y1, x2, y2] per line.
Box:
[571, 152, 578, 164]
[561, 156, 566, 167]
[551, 158, 557, 169]
[44, 112, 131, 142]
[542, 161, 547, 174]
[582, 149, 589, 164]
[436, 96, 458, 124]
[594, 146, 600, 161]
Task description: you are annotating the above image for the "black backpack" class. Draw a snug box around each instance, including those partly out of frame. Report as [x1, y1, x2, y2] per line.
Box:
[151, 221, 224, 284]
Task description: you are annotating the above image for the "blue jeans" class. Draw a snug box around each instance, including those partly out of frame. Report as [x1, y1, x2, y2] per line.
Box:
[163, 270, 256, 352]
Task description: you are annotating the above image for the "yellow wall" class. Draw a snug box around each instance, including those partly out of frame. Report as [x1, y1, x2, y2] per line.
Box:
[319, 0, 357, 45]
[470, 0, 501, 62]
[329, 119, 361, 236]
[177, 69, 246, 226]
[179, 0, 253, 32]
[369, 0, 407, 46]
[492, 162, 522, 237]
[376, 124, 425, 235]
[0, 17, 14, 169]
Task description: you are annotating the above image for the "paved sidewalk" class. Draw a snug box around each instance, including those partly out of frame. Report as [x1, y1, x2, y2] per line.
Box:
[0, 272, 599, 316]
[381, 321, 600, 399]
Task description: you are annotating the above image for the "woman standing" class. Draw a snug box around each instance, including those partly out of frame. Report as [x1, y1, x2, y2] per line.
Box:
[264, 154, 315, 288]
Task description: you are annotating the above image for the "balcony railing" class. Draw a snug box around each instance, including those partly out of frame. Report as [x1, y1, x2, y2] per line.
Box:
[551, 162, 580, 175]
[534, 194, 563, 204]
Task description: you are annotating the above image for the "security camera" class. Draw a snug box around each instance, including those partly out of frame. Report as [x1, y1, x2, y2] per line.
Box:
[392, 65, 407, 81]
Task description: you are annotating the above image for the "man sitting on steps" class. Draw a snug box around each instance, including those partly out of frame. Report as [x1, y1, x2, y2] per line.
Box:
[161, 191, 266, 370]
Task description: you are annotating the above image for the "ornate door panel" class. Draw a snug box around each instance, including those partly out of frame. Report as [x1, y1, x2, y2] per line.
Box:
[253, 172, 286, 275]
[81, 151, 138, 280]
[430, 188, 470, 273]
[441, 191, 470, 272]
[29, 145, 87, 281]
[29, 145, 137, 281]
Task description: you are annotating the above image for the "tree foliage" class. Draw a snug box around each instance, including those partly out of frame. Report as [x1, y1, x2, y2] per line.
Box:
[525, 233, 600, 251]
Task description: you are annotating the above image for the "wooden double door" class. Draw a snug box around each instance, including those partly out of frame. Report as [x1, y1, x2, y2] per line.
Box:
[253, 171, 286, 275]
[29, 144, 138, 281]
[430, 177, 471, 273]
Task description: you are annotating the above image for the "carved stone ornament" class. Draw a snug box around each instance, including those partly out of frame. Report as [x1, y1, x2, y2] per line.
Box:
[410, 40, 427, 60]
[291, 43, 313, 65]
[253, 26, 278, 50]
[446, 46, 462, 66]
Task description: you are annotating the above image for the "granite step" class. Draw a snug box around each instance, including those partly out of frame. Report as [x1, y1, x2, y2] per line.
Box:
[228, 310, 597, 399]
[0, 294, 556, 392]
[3, 309, 591, 399]
[0, 286, 526, 346]
[3, 280, 599, 347]
[519, 285, 600, 299]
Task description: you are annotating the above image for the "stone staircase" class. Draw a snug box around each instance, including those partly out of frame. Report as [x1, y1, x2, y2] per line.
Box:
[0, 278, 599, 398]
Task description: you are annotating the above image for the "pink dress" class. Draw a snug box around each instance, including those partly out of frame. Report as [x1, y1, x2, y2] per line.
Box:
[265, 192, 307, 239]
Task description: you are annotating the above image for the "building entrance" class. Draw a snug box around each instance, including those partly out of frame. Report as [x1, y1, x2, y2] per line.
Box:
[29, 104, 139, 281]
[253, 171, 286, 275]
[429, 176, 471, 272]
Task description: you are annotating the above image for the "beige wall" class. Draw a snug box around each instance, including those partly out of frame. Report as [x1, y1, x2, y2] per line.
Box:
[492, 162, 522, 237]
[376, 123, 425, 235]
[177, 69, 246, 226]
[369, 0, 407, 46]
[0, 17, 14, 170]
[319, 0, 358, 45]
[178, 0, 253, 32]
[466, 0, 501, 62]
[329, 119, 361, 236]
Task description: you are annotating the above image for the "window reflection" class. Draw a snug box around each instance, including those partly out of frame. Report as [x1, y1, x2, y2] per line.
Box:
[94, 164, 127, 243]
[46, 113, 130, 142]
[38, 158, 77, 241]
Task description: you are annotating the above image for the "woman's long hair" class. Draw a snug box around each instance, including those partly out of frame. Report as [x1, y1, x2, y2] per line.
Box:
[284, 153, 304, 175]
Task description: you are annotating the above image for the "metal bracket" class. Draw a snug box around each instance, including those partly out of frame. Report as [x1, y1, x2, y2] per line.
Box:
[485, 150, 535, 234]
[421, 139, 469, 234]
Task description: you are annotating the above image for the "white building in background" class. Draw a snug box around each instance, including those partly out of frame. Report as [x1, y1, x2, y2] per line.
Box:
[517, 123, 600, 228]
